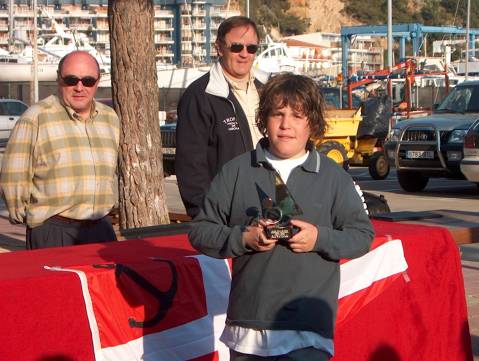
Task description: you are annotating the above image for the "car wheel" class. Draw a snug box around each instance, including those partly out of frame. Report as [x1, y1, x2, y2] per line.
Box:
[397, 170, 429, 192]
[368, 152, 390, 180]
[317, 141, 349, 171]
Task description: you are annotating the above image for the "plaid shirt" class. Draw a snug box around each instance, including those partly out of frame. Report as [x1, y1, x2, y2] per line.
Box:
[0, 95, 120, 228]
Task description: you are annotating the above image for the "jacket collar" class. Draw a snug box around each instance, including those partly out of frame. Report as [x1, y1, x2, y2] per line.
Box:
[205, 62, 230, 98]
[253, 138, 320, 173]
[206, 62, 260, 98]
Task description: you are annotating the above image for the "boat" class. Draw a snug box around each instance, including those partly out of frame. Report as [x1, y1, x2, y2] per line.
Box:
[96, 63, 211, 89]
[252, 35, 301, 83]
[0, 33, 110, 82]
[413, 57, 479, 87]
[0, 8, 110, 83]
[1, 20, 299, 90]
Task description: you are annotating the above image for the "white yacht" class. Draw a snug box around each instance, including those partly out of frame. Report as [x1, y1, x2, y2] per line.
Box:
[0, 11, 110, 82]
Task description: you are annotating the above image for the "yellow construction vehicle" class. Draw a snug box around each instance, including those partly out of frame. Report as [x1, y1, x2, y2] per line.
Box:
[313, 108, 390, 180]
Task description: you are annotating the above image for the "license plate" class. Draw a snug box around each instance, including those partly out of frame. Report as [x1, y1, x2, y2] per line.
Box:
[406, 150, 434, 159]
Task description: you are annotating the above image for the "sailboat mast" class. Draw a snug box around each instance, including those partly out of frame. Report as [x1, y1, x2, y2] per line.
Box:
[465, 0, 471, 81]
[387, 0, 392, 70]
[8, 0, 14, 52]
[31, 0, 39, 104]
[387, 0, 393, 102]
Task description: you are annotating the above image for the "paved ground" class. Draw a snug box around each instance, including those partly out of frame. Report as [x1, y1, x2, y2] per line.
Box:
[0, 166, 478, 358]
[463, 261, 479, 358]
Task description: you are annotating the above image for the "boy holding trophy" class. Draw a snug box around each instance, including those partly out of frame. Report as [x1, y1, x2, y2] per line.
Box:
[189, 73, 374, 360]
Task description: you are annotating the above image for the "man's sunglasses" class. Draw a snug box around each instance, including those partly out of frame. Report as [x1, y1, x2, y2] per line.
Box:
[228, 43, 259, 54]
[61, 75, 99, 87]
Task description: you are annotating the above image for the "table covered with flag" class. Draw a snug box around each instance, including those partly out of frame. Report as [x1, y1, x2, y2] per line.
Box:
[0, 220, 473, 361]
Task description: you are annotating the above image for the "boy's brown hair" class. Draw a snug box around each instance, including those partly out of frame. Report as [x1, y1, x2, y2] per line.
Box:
[256, 73, 327, 139]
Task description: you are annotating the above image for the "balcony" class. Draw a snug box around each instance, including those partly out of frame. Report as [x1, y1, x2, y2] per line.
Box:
[156, 51, 174, 58]
[191, 10, 206, 17]
[193, 50, 206, 57]
[192, 23, 205, 30]
[154, 35, 174, 44]
[94, 9, 108, 18]
[66, 8, 94, 18]
[155, 10, 174, 18]
[13, 20, 33, 28]
[95, 22, 109, 31]
[155, 27, 174, 32]
[154, 21, 174, 31]
[210, 9, 241, 18]
[69, 24, 92, 31]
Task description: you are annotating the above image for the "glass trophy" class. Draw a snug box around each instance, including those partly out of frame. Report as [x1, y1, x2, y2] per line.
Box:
[262, 172, 303, 241]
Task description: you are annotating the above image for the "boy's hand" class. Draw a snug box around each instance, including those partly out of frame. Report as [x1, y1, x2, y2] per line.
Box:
[287, 219, 318, 253]
[242, 222, 277, 252]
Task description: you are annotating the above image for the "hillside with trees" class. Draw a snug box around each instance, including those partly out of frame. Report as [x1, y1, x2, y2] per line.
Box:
[342, 0, 479, 29]
[233, 0, 479, 36]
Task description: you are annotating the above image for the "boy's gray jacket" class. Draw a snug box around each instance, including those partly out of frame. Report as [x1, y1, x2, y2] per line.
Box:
[189, 141, 374, 338]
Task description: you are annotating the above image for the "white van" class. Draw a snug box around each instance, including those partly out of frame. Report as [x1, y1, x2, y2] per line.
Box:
[0, 99, 28, 145]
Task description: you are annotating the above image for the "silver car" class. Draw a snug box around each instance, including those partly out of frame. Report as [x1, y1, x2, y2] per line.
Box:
[461, 119, 479, 184]
[0, 99, 28, 145]
[385, 81, 479, 192]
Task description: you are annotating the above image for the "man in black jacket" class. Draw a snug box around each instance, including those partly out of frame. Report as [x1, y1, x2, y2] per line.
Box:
[176, 16, 262, 218]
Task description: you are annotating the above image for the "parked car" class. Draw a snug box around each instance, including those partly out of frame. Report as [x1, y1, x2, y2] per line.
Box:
[460, 119, 479, 184]
[160, 122, 176, 176]
[385, 81, 479, 192]
[0, 99, 28, 145]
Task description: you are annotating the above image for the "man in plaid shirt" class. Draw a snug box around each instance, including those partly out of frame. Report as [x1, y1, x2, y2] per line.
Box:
[0, 51, 119, 249]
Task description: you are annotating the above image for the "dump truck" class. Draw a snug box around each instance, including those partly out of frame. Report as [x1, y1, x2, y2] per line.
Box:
[313, 108, 390, 180]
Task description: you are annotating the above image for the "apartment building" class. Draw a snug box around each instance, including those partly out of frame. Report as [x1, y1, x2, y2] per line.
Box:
[282, 32, 383, 76]
[0, 0, 240, 66]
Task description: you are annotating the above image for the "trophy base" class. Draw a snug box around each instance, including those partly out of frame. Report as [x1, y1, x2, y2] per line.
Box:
[266, 225, 294, 241]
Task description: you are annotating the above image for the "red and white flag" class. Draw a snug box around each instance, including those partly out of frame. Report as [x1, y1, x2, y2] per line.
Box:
[46, 237, 407, 360]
